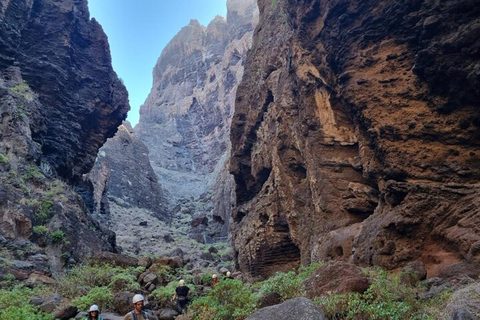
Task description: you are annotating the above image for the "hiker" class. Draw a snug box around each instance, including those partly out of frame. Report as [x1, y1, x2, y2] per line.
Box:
[171, 279, 192, 314]
[86, 304, 103, 320]
[225, 271, 234, 280]
[212, 274, 219, 286]
[123, 294, 148, 320]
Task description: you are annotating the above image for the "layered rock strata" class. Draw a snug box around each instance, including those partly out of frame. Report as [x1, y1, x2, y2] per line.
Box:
[136, 0, 258, 238]
[0, 0, 129, 182]
[0, 0, 128, 273]
[230, 0, 480, 279]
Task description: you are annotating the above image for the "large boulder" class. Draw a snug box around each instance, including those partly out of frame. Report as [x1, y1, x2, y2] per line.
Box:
[304, 261, 370, 298]
[53, 306, 78, 320]
[246, 297, 326, 320]
[113, 291, 134, 315]
[92, 252, 138, 268]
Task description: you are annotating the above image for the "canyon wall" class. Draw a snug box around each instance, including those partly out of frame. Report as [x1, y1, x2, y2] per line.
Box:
[230, 0, 480, 280]
[0, 0, 128, 273]
[135, 0, 258, 239]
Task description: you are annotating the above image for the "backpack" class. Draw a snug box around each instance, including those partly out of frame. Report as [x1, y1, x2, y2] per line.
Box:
[131, 310, 147, 320]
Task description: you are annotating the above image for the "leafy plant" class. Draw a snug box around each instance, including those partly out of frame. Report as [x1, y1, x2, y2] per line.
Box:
[71, 286, 113, 311]
[56, 263, 144, 299]
[50, 229, 65, 244]
[0, 153, 9, 164]
[151, 281, 179, 308]
[22, 165, 45, 182]
[34, 200, 54, 223]
[191, 280, 257, 320]
[11, 80, 34, 101]
[108, 272, 141, 293]
[0, 285, 51, 320]
[256, 269, 303, 301]
[32, 225, 48, 236]
[315, 268, 436, 320]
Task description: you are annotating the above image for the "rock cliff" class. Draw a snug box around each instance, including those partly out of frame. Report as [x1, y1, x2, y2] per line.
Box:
[0, 0, 129, 183]
[0, 0, 128, 274]
[86, 121, 170, 255]
[230, 0, 480, 279]
[136, 0, 258, 239]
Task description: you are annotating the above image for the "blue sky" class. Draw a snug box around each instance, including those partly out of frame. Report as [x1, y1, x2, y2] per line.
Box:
[88, 0, 228, 126]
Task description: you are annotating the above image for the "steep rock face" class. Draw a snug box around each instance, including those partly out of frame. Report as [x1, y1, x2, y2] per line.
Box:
[0, 67, 116, 274]
[0, 0, 128, 273]
[230, 0, 480, 279]
[86, 121, 169, 255]
[136, 0, 258, 238]
[0, 0, 129, 182]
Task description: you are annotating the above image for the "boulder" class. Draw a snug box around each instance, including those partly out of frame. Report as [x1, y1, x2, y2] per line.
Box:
[245, 297, 326, 320]
[158, 308, 179, 320]
[53, 306, 78, 320]
[113, 291, 134, 315]
[258, 292, 282, 308]
[219, 267, 229, 275]
[304, 261, 370, 298]
[400, 261, 427, 285]
[155, 256, 184, 269]
[39, 293, 63, 313]
[92, 252, 138, 268]
[138, 256, 153, 269]
[26, 273, 56, 287]
[143, 273, 158, 285]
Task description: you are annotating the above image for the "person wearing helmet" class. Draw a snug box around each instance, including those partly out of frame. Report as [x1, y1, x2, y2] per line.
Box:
[225, 271, 234, 280]
[212, 274, 219, 286]
[123, 294, 148, 320]
[171, 279, 192, 314]
[85, 304, 103, 320]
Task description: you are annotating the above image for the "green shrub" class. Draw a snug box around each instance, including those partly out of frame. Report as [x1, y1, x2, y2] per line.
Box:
[108, 272, 141, 293]
[191, 280, 257, 320]
[34, 200, 54, 223]
[71, 286, 113, 311]
[50, 229, 65, 244]
[0, 285, 51, 320]
[315, 269, 431, 320]
[32, 225, 48, 236]
[148, 263, 174, 282]
[151, 281, 179, 308]
[256, 269, 303, 301]
[56, 263, 144, 299]
[0, 153, 9, 164]
[22, 165, 45, 182]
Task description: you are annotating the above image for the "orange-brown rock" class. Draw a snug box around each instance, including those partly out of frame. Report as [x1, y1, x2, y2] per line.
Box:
[230, 0, 480, 280]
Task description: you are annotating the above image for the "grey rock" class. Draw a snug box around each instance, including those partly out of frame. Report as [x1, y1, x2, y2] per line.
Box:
[246, 297, 326, 320]
[452, 308, 478, 320]
[75, 312, 88, 320]
[158, 308, 179, 320]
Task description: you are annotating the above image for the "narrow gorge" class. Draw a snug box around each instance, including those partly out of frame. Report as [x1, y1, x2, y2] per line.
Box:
[0, 0, 479, 318]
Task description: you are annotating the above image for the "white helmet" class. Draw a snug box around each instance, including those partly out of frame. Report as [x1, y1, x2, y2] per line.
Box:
[132, 294, 144, 304]
[226, 271, 231, 277]
[89, 304, 99, 312]
[179, 279, 185, 286]
[212, 274, 217, 279]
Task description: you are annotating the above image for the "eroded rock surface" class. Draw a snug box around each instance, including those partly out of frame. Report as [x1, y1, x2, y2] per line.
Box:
[0, 0, 128, 273]
[230, 0, 480, 280]
[0, 0, 129, 182]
